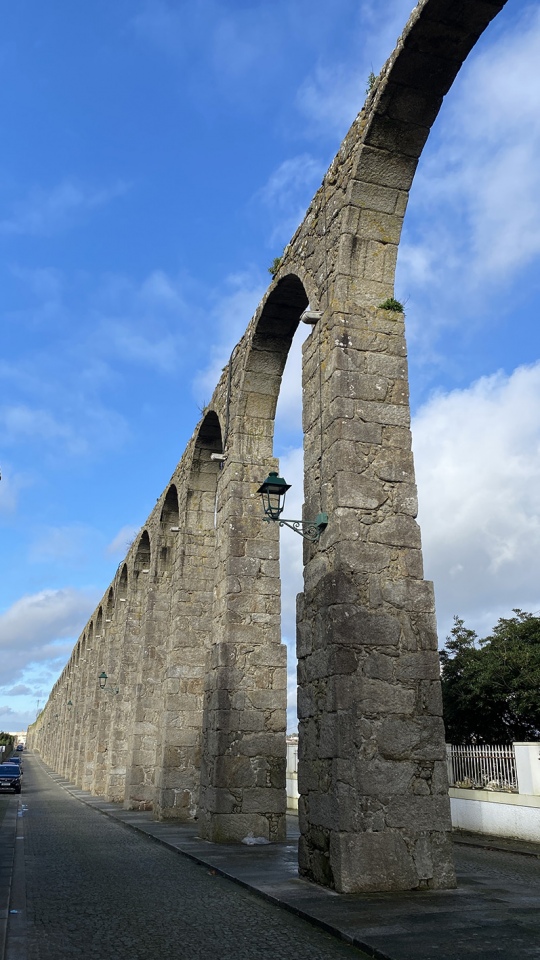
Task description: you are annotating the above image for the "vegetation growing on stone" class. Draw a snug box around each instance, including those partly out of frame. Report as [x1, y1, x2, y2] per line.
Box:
[378, 297, 404, 313]
[268, 256, 283, 278]
[366, 71, 377, 95]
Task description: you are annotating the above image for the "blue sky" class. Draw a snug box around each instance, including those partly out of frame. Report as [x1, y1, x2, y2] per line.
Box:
[2, 0, 540, 733]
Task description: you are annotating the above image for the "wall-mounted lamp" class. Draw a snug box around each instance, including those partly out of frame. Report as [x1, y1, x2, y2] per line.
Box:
[67, 700, 73, 709]
[257, 472, 328, 543]
[98, 671, 119, 695]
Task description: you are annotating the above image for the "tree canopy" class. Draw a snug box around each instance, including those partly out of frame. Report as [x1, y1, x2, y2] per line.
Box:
[440, 610, 540, 744]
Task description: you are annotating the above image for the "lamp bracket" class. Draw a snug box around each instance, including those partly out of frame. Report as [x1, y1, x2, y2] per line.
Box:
[263, 513, 328, 543]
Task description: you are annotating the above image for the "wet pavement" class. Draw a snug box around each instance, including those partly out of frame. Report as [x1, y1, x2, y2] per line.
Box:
[2, 753, 540, 960]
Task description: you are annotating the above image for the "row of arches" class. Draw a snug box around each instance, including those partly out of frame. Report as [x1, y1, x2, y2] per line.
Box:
[28, 0, 510, 893]
[38, 405, 227, 815]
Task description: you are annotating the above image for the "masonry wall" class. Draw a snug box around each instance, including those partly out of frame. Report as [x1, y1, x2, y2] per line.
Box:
[27, 0, 511, 893]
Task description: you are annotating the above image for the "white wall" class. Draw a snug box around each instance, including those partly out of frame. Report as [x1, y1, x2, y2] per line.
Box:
[450, 789, 540, 843]
[286, 736, 298, 811]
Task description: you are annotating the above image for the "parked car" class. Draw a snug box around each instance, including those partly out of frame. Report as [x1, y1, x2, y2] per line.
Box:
[9, 756, 22, 768]
[0, 763, 22, 793]
[16, 744, 24, 751]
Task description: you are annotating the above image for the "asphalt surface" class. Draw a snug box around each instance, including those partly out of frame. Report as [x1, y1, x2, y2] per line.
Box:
[2, 754, 540, 960]
[2, 755, 368, 960]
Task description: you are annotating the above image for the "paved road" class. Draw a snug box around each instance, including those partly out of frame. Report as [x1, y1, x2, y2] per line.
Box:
[6, 756, 368, 960]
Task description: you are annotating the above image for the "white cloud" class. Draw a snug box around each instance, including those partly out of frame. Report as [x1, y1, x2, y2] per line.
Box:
[102, 322, 182, 374]
[277, 357, 540, 721]
[296, 63, 368, 139]
[413, 362, 540, 642]
[28, 524, 100, 566]
[94, 269, 188, 374]
[106, 525, 140, 557]
[0, 705, 16, 718]
[0, 703, 39, 731]
[3, 684, 33, 696]
[0, 465, 28, 516]
[0, 404, 76, 446]
[193, 270, 267, 404]
[0, 588, 99, 663]
[397, 5, 540, 344]
[0, 587, 99, 704]
[295, 0, 415, 137]
[257, 155, 325, 246]
[0, 403, 128, 460]
[0, 179, 129, 237]
[274, 325, 311, 433]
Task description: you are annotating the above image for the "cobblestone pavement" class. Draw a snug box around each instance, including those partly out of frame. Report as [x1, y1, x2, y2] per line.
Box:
[9, 757, 368, 960]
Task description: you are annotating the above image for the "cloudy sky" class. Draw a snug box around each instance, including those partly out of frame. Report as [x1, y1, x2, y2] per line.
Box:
[2, 0, 540, 733]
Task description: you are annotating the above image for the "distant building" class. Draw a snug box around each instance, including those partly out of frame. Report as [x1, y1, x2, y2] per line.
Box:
[8, 731, 27, 747]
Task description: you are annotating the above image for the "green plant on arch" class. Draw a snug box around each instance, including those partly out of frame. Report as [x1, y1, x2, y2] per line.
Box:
[378, 297, 404, 313]
[268, 256, 283, 278]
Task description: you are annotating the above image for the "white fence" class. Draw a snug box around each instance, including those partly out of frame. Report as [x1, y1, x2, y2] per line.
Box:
[449, 742, 540, 843]
[448, 744, 518, 792]
[285, 739, 540, 843]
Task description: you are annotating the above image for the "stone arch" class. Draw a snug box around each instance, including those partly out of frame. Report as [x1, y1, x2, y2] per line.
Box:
[92, 586, 118, 796]
[105, 588, 114, 623]
[199, 274, 311, 843]
[155, 411, 225, 820]
[118, 564, 128, 602]
[99, 575, 130, 801]
[75, 619, 95, 789]
[279, 0, 512, 895]
[29, 0, 517, 893]
[233, 275, 308, 461]
[134, 530, 152, 583]
[65, 630, 86, 783]
[159, 485, 179, 575]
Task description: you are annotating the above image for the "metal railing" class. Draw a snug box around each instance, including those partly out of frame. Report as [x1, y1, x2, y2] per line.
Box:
[448, 743, 518, 792]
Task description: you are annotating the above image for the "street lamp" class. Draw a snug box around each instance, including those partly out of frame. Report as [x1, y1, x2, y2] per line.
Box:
[98, 672, 119, 695]
[257, 472, 328, 543]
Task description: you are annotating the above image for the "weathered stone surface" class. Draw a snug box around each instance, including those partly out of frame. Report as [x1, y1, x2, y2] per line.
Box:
[29, 0, 502, 894]
[329, 830, 418, 893]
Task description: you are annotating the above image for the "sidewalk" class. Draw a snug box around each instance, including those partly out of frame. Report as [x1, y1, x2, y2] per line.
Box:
[0, 797, 18, 959]
[38, 757, 540, 960]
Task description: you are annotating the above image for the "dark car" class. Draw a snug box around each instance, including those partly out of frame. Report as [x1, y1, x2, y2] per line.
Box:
[9, 756, 22, 769]
[16, 744, 24, 751]
[0, 763, 22, 793]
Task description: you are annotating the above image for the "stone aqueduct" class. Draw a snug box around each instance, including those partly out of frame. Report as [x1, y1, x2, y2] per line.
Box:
[28, 0, 509, 893]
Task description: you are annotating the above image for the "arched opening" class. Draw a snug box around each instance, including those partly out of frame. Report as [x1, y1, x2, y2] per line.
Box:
[238, 275, 308, 458]
[159, 485, 179, 575]
[157, 411, 225, 821]
[394, 1, 540, 649]
[106, 589, 114, 622]
[187, 411, 222, 528]
[134, 531, 151, 583]
[118, 564, 128, 601]
[198, 276, 312, 843]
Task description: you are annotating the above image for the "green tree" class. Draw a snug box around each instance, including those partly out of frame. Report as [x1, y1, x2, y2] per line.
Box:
[441, 610, 540, 743]
[0, 731, 14, 758]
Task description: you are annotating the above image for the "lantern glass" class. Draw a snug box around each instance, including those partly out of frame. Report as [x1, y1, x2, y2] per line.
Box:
[257, 472, 291, 521]
[98, 671, 108, 690]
